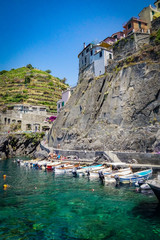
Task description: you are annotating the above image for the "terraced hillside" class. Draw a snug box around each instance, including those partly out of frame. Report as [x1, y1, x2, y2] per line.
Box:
[0, 67, 68, 113]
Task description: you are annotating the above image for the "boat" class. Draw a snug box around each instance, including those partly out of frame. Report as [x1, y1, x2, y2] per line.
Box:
[99, 167, 132, 181]
[72, 164, 105, 177]
[147, 179, 160, 201]
[117, 169, 152, 184]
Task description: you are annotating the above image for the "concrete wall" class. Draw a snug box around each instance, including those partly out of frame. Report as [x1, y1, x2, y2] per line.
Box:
[116, 152, 160, 165]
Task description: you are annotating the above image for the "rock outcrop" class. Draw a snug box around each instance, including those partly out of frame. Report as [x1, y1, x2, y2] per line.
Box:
[48, 38, 160, 152]
[0, 134, 41, 159]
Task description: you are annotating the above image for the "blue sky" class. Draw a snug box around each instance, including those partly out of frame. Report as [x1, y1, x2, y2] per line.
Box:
[0, 0, 155, 86]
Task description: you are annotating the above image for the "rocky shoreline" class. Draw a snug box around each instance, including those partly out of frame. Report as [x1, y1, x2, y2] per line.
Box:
[0, 133, 44, 160]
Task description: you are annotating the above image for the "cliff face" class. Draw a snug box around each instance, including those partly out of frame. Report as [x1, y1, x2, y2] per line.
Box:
[48, 41, 160, 152]
[0, 133, 43, 159]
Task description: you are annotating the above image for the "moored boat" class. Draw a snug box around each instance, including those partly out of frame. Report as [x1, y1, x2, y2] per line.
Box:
[147, 179, 160, 201]
[117, 169, 152, 184]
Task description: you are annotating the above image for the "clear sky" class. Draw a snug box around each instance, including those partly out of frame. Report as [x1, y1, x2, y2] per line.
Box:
[0, 0, 156, 86]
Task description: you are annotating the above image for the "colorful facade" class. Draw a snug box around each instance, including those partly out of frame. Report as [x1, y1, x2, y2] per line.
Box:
[103, 31, 124, 45]
[57, 87, 75, 113]
[123, 17, 148, 36]
[139, 4, 160, 28]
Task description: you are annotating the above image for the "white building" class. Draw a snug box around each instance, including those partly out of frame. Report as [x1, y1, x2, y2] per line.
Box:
[78, 42, 113, 77]
[57, 87, 75, 113]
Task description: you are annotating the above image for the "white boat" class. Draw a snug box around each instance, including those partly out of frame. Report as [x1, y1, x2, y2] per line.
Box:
[72, 164, 106, 177]
[99, 167, 133, 182]
[118, 169, 152, 184]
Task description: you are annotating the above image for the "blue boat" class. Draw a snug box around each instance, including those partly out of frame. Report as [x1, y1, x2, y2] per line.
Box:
[117, 169, 152, 184]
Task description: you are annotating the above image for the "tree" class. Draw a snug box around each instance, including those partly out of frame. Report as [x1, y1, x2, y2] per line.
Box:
[45, 69, 51, 74]
[25, 76, 31, 84]
[61, 77, 67, 84]
[26, 64, 34, 69]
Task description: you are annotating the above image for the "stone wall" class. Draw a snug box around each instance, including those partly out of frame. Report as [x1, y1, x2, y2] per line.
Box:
[0, 110, 53, 132]
[113, 32, 150, 61]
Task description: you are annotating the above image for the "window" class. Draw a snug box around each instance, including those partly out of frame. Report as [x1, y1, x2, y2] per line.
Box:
[40, 108, 46, 111]
[91, 50, 93, 56]
[82, 52, 83, 57]
[138, 22, 141, 29]
[109, 54, 112, 59]
[152, 11, 155, 15]
[62, 101, 64, 107]
[86, 48, 89, 53]
[82, 60, 83, 65]
[128, 23, 132, 29]
[114, 35, 117, 39]
[99, 51, 102, 57]
[158, 3, 160, 8]
[58, 104, 60, 108]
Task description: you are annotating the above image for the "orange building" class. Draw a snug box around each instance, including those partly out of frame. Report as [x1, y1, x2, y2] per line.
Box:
[123, 17, 148, 36]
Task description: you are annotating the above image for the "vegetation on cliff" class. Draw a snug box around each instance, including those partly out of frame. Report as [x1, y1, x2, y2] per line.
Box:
[0, 66, 68, 113]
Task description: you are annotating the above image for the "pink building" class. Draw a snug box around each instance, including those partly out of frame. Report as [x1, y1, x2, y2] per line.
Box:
[57, 87, 75, 113]
[103, 31, 124, 45]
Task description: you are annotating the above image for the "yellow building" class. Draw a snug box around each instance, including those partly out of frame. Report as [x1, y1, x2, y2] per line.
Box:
[139, 2, 160, 28]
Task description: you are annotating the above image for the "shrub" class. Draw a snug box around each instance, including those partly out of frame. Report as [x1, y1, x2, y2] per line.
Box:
[0, 70, 8, 75]
[26, 64, 34, 69]
[25, 76, 31, 84]
[48, 81, 54, 86]
[45, 69, 51, 74]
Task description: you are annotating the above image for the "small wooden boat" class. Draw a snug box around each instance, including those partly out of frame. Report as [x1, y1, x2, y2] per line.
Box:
[72, 164, 105, 177]
[99, 167, 132, 182]
[118, 169, 152, 184]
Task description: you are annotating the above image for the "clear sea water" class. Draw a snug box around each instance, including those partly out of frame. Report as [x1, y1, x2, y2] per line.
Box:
[0, 158, 160, 240]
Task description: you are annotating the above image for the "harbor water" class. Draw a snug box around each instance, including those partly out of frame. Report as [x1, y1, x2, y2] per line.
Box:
[0, 158, 160, 240]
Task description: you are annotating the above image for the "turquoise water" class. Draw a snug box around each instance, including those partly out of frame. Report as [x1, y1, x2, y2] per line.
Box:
[0, 159, 160, 240]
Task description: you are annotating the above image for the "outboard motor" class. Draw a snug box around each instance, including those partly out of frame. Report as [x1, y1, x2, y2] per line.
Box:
[99, 171, 104, 180]
[114, 175, 120, 185]
[86, 170, 90, 176]
[72, 169, 78, 177]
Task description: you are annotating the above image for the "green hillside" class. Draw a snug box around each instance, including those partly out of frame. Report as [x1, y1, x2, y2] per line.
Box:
[0, 66, 68, 113]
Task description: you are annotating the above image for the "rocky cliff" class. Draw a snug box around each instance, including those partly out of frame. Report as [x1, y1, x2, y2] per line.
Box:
[0, 133, 44, 159]
[48, 31, 160, 152]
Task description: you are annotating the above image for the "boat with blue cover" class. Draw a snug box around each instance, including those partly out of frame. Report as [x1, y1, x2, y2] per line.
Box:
[117, 169, 152, 184]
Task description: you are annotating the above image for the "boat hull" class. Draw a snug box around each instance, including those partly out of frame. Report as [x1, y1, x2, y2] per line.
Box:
[148, 181, 160, 202]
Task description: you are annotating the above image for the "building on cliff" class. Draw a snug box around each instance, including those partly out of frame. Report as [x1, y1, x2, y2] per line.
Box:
[138, 3, 160, 28]
[123, 17, 149, 36]
[78, 42, 113, 79]
[103, 31, 125, 45]
[57, 87, 76, 113]
[155, 0, 160, 10]
[0, 104, 55, 133]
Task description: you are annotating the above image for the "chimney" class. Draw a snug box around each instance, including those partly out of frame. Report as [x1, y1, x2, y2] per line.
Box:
[83, 42, 86, 48]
